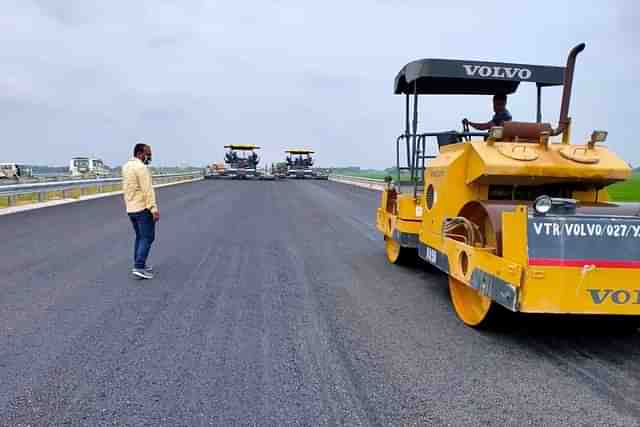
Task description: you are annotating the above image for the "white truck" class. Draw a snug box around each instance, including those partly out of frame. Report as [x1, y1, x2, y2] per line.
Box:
[0, 163, 32, 180]
[70, 157, 110, 177]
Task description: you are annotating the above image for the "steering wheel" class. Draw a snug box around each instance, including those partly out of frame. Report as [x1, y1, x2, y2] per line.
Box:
[461, 119, 471, 141]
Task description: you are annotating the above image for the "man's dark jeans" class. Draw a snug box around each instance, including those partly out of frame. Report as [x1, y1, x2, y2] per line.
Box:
[129, 209, 155, 269]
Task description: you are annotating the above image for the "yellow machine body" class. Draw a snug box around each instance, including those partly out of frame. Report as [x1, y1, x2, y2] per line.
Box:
[377, 137, 640, 322]
[380, 44, 640, 326]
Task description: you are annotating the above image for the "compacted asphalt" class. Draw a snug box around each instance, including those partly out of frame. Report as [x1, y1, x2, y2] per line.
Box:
[1, 179, 639, 426]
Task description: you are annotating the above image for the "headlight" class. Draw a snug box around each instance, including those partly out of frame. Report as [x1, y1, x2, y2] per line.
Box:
[534, 195, 552, 215]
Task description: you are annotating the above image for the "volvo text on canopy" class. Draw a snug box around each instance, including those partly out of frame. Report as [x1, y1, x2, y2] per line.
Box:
[376, 44, 640, 329]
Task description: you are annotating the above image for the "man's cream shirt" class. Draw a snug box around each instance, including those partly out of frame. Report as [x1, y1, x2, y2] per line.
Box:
[122, 158, 158, 214]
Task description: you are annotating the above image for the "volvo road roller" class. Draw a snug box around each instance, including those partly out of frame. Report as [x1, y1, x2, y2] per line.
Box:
[376, 43, 640, 328]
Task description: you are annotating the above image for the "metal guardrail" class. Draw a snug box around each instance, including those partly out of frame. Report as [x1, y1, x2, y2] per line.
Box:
[329, 174, 386, 191]
[0, 171, 203, 208]
[0, 175, 85, 186]
[330, 174, 385, 183]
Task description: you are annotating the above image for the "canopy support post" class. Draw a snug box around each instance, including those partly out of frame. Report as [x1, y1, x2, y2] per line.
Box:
[396, 137, 400, 182]
[536, 84, 542, 123]
[411, 82, 419, 183]
[402, 93, 410, 182]
[405, 93, 410, 136]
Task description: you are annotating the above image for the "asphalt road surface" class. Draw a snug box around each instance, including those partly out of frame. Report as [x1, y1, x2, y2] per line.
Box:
[1, 180, 639, 426]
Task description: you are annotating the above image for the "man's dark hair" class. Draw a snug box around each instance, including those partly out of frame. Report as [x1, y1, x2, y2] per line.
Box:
[493, 94, 507, 102]
[134, 143, 147, 157]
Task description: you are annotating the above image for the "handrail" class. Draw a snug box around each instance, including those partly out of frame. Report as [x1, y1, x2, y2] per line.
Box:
[330, 174, 385, 183]
[329, 174, 386, 192]
[0, 171, 202, 197]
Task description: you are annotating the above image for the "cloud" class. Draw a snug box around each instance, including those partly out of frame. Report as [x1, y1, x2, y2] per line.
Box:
[0, 0, 638, 169]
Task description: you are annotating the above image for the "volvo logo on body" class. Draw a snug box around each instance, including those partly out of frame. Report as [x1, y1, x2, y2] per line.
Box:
[588, 289, 640, 305]
[462, 64, 532, 80]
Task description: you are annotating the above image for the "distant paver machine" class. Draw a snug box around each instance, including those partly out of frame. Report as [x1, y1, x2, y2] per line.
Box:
[206, 144, 262, 180]
[376, 43, 640, 328]
[285, 149, 328, 180]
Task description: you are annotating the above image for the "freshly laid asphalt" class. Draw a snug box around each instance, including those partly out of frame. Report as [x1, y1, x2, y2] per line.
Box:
[0, 179, 638, 426]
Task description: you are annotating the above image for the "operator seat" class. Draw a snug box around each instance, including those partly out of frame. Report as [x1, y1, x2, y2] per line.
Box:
[437, 131, 461, 148]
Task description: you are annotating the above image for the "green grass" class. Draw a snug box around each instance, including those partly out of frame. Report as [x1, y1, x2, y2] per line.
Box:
[607, 173, 640, 202]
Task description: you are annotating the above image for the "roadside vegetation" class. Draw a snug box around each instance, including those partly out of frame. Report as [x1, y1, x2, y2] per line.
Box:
[333, 168, 640, 202]
[607, 171, 640, 201]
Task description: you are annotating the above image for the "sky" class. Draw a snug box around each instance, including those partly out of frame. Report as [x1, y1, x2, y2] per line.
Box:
[1, 0, 639, 169]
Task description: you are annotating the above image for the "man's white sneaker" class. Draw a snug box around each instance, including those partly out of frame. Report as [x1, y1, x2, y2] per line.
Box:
[131, 265, 153, 273]
[132, 268, 153, 280]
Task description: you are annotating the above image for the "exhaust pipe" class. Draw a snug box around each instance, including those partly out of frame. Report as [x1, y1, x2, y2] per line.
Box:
[552, 43, 586, 136]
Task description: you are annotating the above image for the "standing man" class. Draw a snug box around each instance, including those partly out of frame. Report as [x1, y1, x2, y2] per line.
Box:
[122, 143, 159, 279]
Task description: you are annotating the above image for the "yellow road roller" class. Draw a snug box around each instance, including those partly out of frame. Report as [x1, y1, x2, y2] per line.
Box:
[376, 43, 640, 327]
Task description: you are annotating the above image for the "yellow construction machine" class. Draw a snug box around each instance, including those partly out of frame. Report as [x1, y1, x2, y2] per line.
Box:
[204, 162, 225, 179]
[376, 43, 640, 328]
[217, 144, 261, 179]
[284, 149, 327, 179]
[285, 149, 315, 179]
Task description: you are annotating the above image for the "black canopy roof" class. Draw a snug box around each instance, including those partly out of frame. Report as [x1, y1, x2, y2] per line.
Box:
[394, 59, 565, 95]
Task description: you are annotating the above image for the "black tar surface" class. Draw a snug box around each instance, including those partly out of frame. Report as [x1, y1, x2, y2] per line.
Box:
[1, 180, 639, 426]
